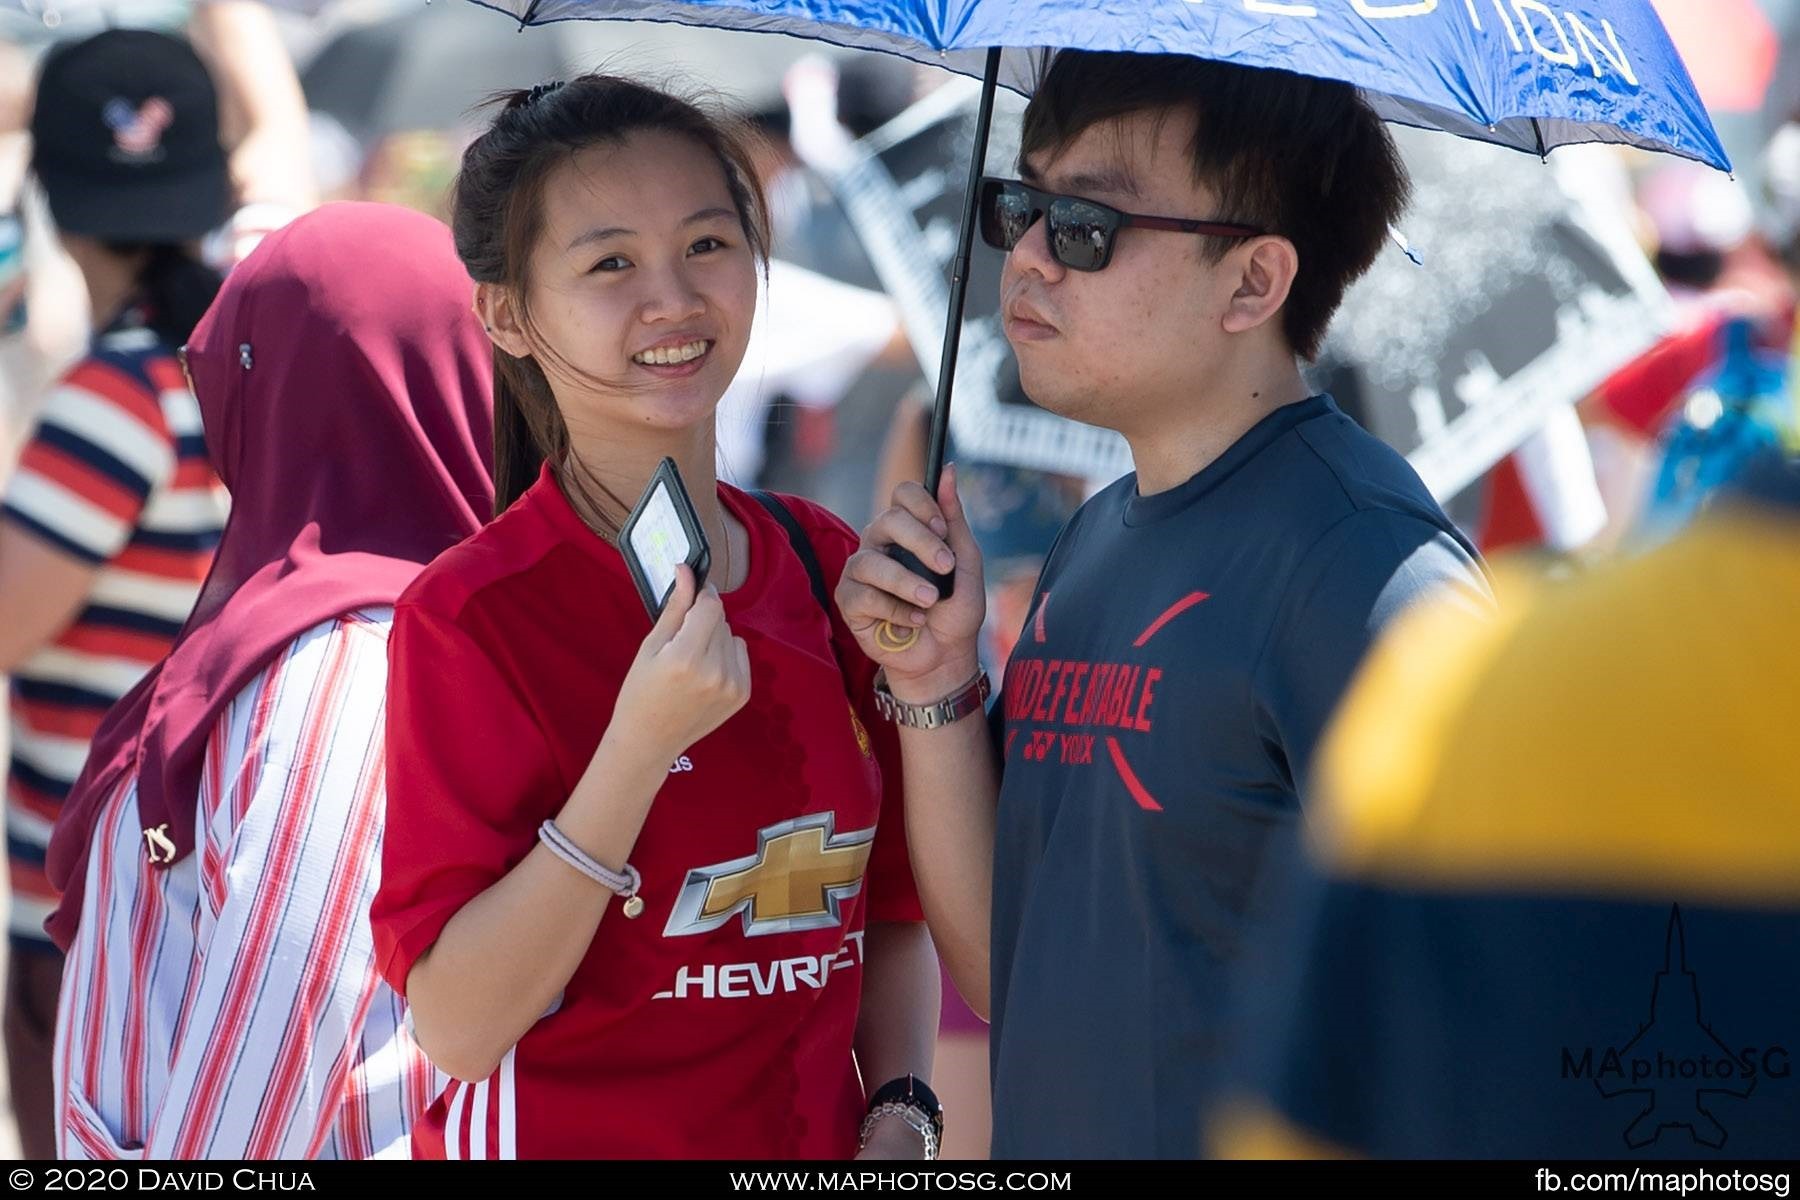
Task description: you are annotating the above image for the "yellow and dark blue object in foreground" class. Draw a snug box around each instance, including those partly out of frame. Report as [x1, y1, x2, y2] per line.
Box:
[1217, 453, 1800, 1159]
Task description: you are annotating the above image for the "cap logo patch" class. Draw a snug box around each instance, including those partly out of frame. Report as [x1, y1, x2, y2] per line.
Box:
[104, 97, 174, 160]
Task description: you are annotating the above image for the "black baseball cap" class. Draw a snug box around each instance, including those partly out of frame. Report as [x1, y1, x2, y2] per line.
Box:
[30, 29, 229, 244]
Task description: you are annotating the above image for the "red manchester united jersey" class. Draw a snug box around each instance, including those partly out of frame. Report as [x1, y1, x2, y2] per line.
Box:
[372, 464, 923, 1159]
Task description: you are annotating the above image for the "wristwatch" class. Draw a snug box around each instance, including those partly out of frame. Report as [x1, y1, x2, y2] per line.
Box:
[872, 668, 991, 730]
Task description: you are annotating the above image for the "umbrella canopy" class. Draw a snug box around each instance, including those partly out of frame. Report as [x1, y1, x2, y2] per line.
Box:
[303, 3, 573, 146]
[302, 3, 859, 149]
[471, 0, 1730, 171]
[303, 4, 862, 146]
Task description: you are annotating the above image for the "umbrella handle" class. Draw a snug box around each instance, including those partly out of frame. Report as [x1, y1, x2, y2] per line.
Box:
[872, 47, 1003, 658]
[872, 546, 956, 652]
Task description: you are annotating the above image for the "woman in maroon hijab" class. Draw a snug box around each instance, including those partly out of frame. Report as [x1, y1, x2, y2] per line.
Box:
[42, 203, 493, 1160]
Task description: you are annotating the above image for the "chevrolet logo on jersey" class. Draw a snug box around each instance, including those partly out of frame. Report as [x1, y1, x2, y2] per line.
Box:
[664, 812, 875, 938]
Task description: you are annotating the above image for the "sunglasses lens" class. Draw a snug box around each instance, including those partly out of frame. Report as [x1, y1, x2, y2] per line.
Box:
[1048, 199, 1114, 271]
[983, 182, 1036, 251]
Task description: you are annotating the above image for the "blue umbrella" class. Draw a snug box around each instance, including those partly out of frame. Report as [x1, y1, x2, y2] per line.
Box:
[468, 0, 1728, 604]
[478, 1, 1727, 169]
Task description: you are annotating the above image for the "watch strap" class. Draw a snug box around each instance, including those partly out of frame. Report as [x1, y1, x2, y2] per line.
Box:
[872, 668, 991, 729]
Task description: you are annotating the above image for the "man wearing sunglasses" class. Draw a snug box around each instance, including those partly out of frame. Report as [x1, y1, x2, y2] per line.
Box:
[838, 50, 1493, 1158]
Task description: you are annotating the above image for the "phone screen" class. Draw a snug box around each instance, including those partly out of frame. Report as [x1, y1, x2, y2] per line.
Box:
[628, 479, 694, 610]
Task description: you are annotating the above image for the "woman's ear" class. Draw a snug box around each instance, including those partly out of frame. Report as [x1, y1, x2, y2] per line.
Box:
[1220, 235, 1299, 339]
[475, 282, 533, 361]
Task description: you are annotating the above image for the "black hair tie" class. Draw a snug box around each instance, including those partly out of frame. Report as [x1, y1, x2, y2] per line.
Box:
[524, 80, 565, 107]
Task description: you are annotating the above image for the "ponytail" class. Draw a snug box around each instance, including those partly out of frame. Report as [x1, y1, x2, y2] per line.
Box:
[114, 243, 222, 348]
[491, 346, 634, 523]
[491, 355, 553, 516]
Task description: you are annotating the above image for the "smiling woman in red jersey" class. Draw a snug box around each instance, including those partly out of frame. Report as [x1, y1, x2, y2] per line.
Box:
[368, 75, 941, 1161]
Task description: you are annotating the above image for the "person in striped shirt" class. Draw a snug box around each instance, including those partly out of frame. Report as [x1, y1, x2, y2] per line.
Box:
[0, 30, 233, 1159]
[44, 202, 495, 1159]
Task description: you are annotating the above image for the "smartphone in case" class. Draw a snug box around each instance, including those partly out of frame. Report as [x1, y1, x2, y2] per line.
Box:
[619, 457, 711, 620]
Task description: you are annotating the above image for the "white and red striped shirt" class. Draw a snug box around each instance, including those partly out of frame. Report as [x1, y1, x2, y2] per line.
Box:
[4, 312, 228, 947]
[53, 609, 434, 1159]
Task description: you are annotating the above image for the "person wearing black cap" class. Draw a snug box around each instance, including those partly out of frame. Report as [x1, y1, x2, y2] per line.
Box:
[0, 28, 231, 1158]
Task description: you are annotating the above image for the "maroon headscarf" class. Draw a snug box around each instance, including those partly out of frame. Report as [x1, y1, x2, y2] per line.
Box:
[45, 202, 495, 950]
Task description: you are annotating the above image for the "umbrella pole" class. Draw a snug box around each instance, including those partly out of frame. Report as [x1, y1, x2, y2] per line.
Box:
[876, 45, 1001, 638]
[923, 45, 1003, 501]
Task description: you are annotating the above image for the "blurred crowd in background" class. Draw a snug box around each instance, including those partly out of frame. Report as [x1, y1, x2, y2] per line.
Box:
[7, 0, 1800, 571]
[1, 0, 1798, 1161]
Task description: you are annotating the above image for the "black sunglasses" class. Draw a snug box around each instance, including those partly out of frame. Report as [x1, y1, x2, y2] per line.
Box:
[978, 177, 1264, 272]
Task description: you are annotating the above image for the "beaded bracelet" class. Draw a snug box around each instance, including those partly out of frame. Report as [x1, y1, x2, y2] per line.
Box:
[859, 1102, 940, 1160]
[537, 820, 644, 918]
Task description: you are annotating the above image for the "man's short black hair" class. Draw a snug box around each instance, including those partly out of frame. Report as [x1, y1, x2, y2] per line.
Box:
[1020, 51, 1410, 360]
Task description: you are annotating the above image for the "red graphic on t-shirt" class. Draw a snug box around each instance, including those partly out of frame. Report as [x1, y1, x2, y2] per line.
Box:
[1007, 589, 1208, 811]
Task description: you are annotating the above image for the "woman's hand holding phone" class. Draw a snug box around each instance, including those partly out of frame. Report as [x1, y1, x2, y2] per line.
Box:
[609, 564, 751, 772]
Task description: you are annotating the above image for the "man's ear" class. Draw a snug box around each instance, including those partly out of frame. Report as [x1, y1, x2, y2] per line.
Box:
[1220, 236, 1298, 338]
[475, 282, 533, 361]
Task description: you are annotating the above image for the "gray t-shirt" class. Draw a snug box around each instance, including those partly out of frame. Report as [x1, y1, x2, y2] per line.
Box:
[987, 394, 1491, 1158]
